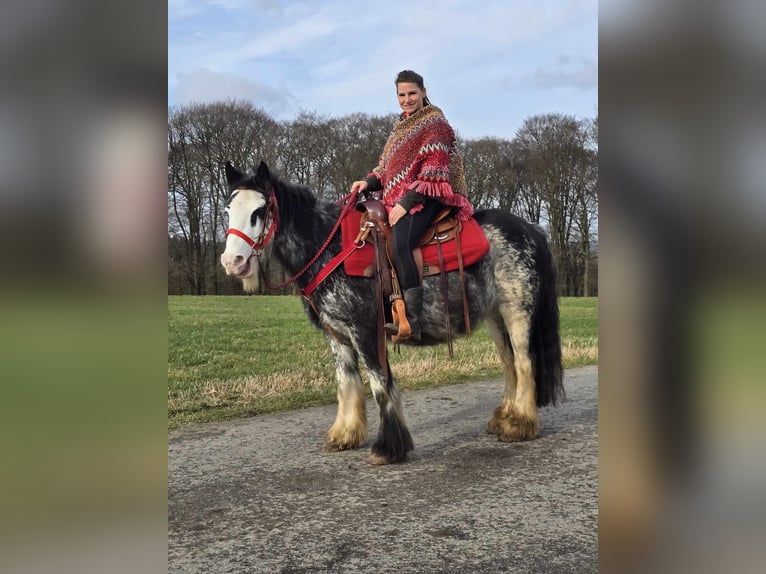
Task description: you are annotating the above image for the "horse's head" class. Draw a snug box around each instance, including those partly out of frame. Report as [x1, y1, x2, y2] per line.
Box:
[220, 161, 276, 293]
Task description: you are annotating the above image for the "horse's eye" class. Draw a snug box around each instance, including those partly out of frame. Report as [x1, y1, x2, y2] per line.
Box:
[250, 206, 266, 227]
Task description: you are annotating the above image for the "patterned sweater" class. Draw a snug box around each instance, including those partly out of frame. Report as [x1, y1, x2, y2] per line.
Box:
[366, 105, 473, 221]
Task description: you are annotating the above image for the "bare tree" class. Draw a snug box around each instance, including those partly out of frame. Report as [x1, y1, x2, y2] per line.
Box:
[324, 113, 393, 200]
[576, 116, 598, 296]
[461, 137, 520, 211]
[279, 110, 334, 193]
[168, 107, 207, 294]
[514, 114, 595, 294]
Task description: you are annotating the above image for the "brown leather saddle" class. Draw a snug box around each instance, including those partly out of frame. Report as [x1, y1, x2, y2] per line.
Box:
[354, 199, 471, 356]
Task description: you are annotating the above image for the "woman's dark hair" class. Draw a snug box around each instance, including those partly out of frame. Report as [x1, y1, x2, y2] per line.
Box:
[395, 69, 431, 106]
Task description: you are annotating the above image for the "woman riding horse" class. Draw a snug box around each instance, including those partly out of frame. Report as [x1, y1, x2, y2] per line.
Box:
[350, 70, 474, 342]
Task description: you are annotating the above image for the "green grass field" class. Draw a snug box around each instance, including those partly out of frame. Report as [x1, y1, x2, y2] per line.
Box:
[168, 296, 597, 427]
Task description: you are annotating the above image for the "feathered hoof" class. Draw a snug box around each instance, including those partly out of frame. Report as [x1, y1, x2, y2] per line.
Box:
[322, 427, 367, 452]
[368, 431, 413, 465]
[322, 440, 354, 452]
[367, 448, 411, 465]
[487, 405, 506, 436]
[367, 453, 394, 465]
[488, 405, 540, 442]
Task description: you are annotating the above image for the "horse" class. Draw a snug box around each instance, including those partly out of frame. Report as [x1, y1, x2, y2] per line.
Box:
[220, 161, 563, 465]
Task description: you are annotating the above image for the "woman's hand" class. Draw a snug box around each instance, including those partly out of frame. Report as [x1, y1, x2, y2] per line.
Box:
[350, 180, 368, 194]
[389, 204, 407, 226]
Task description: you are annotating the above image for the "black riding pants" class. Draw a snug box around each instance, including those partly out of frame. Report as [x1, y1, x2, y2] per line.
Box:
[390, 197, 444, 291]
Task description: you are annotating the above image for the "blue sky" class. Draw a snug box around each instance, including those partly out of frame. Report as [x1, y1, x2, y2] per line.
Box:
[168, 0, 597, 140]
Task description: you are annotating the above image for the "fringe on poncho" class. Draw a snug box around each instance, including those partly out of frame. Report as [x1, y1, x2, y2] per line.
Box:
[369, 105, 474, 221]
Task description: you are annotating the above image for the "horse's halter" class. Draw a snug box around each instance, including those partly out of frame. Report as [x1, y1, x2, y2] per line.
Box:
[225, 191, 279, 255]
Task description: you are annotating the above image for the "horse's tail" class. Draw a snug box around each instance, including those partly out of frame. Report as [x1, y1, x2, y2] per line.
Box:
[530, 231, 564, 407]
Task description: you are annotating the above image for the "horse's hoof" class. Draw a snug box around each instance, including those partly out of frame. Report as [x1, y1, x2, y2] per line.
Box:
[367, 453, 393, 465]
[322, 441, 344, 452]
[487, 406, 505, 436]
[323, 424, 367, 452]
[495, 417, 540, 442]
[322, 438, 364, 452]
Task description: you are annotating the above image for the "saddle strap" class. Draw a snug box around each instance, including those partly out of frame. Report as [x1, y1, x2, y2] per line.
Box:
[372, 231, 389, 381]
[435, 239, 454, 359]
[455, 223, 471, 336]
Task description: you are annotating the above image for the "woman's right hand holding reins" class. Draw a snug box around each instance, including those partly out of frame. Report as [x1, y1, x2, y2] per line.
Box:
[350, 180, 368, 195]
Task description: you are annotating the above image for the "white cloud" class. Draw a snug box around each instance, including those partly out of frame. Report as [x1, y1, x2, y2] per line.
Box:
[524, 55, 598, 91]
[203, 10, 342, 70]
[172, 68, 297, 117]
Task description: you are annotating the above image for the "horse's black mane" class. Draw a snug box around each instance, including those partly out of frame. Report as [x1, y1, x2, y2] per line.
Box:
[272, 173, 342, 232]
[272, 174, 326, 211]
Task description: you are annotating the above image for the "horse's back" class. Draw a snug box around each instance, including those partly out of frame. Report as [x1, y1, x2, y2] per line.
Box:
[473, 208, 550, 260]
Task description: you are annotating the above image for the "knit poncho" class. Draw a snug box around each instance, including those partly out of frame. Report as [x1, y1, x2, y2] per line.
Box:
[368, 105, 474, 221]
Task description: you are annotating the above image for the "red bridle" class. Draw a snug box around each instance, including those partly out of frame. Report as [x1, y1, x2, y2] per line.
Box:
[225, 193, 279, 254]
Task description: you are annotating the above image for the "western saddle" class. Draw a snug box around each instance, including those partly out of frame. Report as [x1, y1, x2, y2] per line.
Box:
[354, 199, 471, 357]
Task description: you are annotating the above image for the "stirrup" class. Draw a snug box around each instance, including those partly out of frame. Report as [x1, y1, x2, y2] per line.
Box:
[390, 297, 411, 340]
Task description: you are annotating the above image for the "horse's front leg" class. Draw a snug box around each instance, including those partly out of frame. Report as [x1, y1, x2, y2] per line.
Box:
[322, 335, 368, 452]
[357, 334, 414, 465]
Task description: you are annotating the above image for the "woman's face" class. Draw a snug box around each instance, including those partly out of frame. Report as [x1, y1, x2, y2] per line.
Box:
[396, 82, 426, 115]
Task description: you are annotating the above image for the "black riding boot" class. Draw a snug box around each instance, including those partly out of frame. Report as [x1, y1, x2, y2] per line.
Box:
[403, 286, 423, 341]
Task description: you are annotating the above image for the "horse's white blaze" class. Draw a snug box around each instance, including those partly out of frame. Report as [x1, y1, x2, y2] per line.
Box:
[220, 190, 268, 285]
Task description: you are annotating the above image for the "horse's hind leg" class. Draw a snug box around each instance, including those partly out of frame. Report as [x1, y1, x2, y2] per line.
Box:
[486, 305, 540, 441]
[322, 337, 367, 452]
[359, 344, 414, 464]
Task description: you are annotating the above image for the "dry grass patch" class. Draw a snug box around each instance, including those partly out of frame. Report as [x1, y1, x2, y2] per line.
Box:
[204, 372, 330, 403]
[562, 339, 599, 365]
[392, 348, 503, 389]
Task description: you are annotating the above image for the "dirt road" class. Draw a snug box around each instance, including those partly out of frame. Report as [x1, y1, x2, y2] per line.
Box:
[169, 366, 597, 573]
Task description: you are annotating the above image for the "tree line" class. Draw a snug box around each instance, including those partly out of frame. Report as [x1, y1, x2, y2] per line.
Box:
[168, 100, 597, 296]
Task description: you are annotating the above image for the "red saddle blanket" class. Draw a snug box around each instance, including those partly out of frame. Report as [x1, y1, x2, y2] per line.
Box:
[340, 210, 490, 277]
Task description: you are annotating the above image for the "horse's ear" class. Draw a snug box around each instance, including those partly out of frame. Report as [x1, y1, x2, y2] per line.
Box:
[224, 161, 242, 186]
[254, 161, 273, 193]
